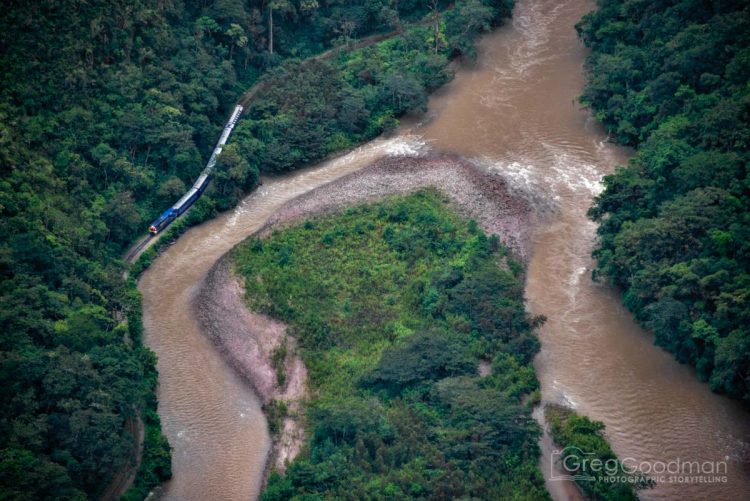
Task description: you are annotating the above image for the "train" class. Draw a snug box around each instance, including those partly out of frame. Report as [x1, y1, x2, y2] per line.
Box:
[149, 105, 244, 234]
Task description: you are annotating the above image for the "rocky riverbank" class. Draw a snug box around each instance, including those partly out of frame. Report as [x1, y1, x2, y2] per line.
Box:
[195, 258, 306, 478]
[260, 153, 538, 261]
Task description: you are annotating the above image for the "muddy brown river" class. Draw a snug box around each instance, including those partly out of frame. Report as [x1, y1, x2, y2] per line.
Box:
[140, 0, 750, 499]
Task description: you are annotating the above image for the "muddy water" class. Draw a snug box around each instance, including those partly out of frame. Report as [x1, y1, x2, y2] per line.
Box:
[141, 0, 750, 499]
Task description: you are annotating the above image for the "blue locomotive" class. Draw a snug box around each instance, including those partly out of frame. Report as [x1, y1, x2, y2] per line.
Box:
[148, 172, 211, 234]
[149, 105, 244, 234]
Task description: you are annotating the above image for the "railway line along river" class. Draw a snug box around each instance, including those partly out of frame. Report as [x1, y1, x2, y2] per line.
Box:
[139, 0, 750, 499]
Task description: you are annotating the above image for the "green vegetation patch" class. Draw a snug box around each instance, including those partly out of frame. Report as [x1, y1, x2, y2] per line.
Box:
[546, 405, 652, 500]
[234, 190, 548, 499]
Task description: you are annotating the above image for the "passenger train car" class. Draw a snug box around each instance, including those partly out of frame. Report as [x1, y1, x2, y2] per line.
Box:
[149, 105, 243, 234]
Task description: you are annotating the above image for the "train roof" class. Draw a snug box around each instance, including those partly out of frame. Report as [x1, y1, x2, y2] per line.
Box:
[192, 173, 209, 190]
[172, 187, 199, 210]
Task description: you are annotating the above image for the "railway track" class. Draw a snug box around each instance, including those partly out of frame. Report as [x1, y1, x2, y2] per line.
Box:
[123, 234, 155, 264]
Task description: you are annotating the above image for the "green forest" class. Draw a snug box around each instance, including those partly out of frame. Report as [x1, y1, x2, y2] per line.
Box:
[0, 0, 512, 498]
[234, 190, 549, 499]
[578, 0, 750, 401]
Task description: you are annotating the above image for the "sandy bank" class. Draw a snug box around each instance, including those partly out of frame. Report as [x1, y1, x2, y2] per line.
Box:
[195, 258, 306, 476]
[261, 153, 537, 260]
[194, 152, 538, 483]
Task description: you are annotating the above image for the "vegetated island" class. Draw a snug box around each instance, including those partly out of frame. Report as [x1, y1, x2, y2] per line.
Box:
[196, 154, 638, 499]
[208, 187, 548, 498]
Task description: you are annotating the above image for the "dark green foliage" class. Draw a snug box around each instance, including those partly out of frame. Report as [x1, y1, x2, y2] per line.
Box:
[236, 190, 548, 499]
[579, 0, 750, 401]
[546, 405, 652, 500]
[363, 331, 476, 394]
[0, 0, 261, 493]
[271, 338, 288, 387]
[263, 400, 289, 437]
[0, 447, 84, 501]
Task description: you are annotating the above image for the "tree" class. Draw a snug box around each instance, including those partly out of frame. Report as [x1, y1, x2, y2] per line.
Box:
[336, 19, 358, 47]
[195, 16, 220, 39]
[299, 0, 319, 16]
[226, 23, 248, 61]
[267, 0, 293, 54]
[427, 0, 444, 54]
[157, 176, 187, 200]
[363, 331, 475, 393]
[444, 0, 493, 57]
[103, 191, 141, 244]
[212, 143, 258, 208]
[383, 72, 427, 113]
[0, 448, 84, 501]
